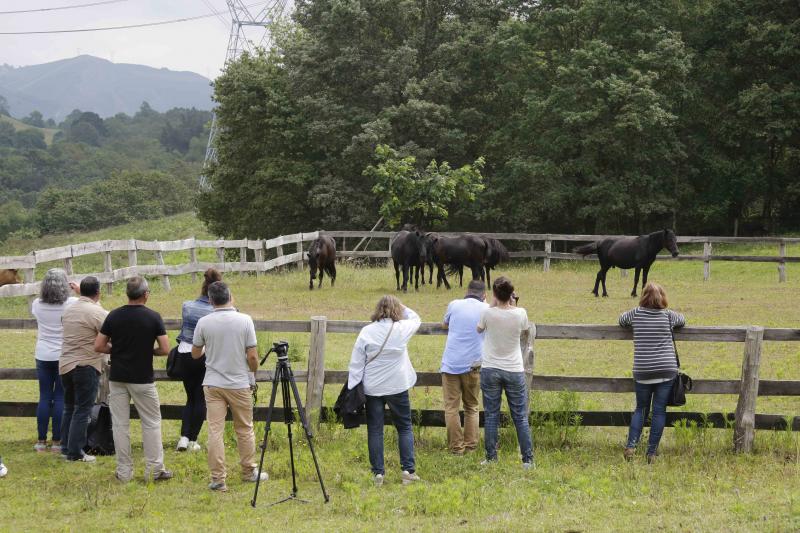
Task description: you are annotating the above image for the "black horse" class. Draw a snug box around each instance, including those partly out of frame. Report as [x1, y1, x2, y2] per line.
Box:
[419, 232, 437, 286]
[391, 229, 427, 292]
[574, 229, 679, 297]
[430, 234, 487, 289]
[483, 237, 509, 287]
[307, 235, 336, 290]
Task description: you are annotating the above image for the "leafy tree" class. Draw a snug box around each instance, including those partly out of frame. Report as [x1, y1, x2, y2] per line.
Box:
[159, 108, 211, 154]
[0, 122, 14, 146]
[366, 144, 484, 227]
[0, 94, 9, 116]
[22, 111, 45, 128]
[14, 129, 47, 150]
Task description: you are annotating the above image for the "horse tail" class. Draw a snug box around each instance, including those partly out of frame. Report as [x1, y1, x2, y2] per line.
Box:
[573, 242, 598, 256]
[445, 264, 461, 277]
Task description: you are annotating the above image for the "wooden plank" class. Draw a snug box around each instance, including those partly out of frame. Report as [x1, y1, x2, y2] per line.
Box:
[296, 240, 304, 270]
[154, 246, 171, 291]
[247, 239, 265, 250]
[189, 242, 198, 283]
[543, 240, 551, 272]
[305, 316, 327, 426]
[254, 248, 264, 277]
[103, 251, 113, 295]
[0, 282, 40, 298]
[703, 241, 712, 281]
[778, 242, 786, 283]
[734, 326, 764, 453]
[337, 251, 392, 258]
[239, 246, 247, 278]
[34, 245, 73, 263]
[63, 256, 73, 276]
[0, 255, 36, 269]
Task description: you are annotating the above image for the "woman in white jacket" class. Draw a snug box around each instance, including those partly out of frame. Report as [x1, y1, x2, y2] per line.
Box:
[348, 295, 421, 487]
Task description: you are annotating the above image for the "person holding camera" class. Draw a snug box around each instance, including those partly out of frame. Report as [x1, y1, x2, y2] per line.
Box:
[477, 276, 534, 469]
[440, 280, 488, 455]
[191, 281, 263, 492]
[348, 295, 421, 486]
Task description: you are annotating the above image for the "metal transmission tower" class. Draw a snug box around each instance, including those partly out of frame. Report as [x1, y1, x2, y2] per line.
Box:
[199, 0, 290, 189]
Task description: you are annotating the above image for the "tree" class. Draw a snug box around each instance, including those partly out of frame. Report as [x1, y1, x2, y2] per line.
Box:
[0, 122, 14, 146]
[366, 144, 484, 227]
[14, 129, 47, 150]
[0, 94, 9, 116]
[22, 111, 45, 128]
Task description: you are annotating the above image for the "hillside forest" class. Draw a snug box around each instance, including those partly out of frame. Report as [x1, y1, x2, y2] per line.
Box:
[199, 0, 800, 239]
[0, 101, 210, 241]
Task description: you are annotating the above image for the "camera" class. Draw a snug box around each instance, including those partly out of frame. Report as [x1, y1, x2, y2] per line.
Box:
[259, 340, 290, 366]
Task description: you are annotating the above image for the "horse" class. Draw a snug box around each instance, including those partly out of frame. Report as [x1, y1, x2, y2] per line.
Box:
[483, 237, 509, 287]
[419, 232, 437, 286]
[391, 229, 427, 292]
[574, 229, 679, 297]
[430, 234, 487, 290]
[0, 269, 20, 287]
[307, 235, 336, 290]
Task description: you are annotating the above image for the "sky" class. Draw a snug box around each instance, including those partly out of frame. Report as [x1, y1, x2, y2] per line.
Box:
[0, 0, 289, 79]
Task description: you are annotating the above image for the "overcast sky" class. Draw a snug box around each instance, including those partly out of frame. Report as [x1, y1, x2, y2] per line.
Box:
[0, 0, 288, 79]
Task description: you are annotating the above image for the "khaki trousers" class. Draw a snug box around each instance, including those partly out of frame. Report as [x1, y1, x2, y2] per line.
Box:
[442, 369, 481, 454]
[204, 386, 256, 483]
[108, 381, 165, 481]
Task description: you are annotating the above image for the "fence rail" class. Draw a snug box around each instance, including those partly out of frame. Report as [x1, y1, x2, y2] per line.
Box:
[1, 319, 798, 447]
[0, 230, 796, 298]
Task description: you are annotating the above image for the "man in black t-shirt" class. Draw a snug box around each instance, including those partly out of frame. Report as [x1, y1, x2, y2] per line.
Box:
[95, 276, 172, 483]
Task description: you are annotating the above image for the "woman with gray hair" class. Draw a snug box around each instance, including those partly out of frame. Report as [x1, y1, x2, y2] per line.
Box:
[31, 268, 79, 453]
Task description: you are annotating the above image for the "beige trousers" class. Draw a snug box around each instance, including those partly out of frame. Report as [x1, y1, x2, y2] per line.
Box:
[204, 386, 257, 483]
[442, 369, 481, 454]
[108, 381, 165, 481]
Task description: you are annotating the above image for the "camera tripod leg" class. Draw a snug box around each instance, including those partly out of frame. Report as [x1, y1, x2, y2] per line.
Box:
[286, 367, 330, 503]
[251, 365, 281, 508]
[281, 370, 299, 498]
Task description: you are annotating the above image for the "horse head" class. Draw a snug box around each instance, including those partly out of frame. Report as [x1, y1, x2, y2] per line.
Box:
[664, 229, 679, 257]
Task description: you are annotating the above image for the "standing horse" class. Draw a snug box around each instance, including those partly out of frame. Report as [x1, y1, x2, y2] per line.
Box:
[483, 237, 509, 287]
[391, 229, 426, 292]
[574, 229, 679, 297]
[430, 234, 487, 290]
[307, 235, 336, 290]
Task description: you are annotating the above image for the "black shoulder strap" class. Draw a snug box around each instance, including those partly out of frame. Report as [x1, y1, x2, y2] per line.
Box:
[669, 315, 681, 369]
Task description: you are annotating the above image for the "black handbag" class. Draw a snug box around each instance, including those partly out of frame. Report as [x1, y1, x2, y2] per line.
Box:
[333, 322, 395, 429]
[84, 403, 115, 456]
[667, 328, 693, 407]
[166, 345, 183, 379]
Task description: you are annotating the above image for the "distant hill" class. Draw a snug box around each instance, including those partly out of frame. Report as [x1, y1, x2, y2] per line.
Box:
[0, 55, 213, 121]
[0, 114, 59, 145]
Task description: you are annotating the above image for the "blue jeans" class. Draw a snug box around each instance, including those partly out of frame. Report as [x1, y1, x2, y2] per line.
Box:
[36, 359, 63, 442]
[365, 391, 415, 475]
[61, 365, 100, 460]
[626, 380, 673, 455]
[480, 367, 533, 463]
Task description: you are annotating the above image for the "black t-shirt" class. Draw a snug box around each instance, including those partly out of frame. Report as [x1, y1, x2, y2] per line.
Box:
[100, 304, 166, 384]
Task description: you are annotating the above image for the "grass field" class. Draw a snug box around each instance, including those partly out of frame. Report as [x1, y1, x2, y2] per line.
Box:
[0, 219, 798, 532]
[0, 114, 59, 145]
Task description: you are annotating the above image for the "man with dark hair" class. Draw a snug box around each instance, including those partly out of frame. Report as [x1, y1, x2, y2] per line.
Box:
[94, 276, 172, 482]
[60, 276, 108, 462]
[440, 279, 488, 455]
[191, 281, 262, 492]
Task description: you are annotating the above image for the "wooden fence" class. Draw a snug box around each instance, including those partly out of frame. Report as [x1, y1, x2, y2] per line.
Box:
[1, 231, 797, 298]
[1, 318, 798, 453]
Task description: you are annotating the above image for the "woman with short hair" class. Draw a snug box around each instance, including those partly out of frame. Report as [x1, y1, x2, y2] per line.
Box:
[477, 276, 533, 468]
[619, 282, 686, 463]
[348, 295, 421, 486]
[175, 268, 222, 452]
[31, 268, 79, 453]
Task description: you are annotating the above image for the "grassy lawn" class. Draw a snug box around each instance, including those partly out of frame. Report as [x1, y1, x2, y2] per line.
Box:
[1, 228, 799, 531]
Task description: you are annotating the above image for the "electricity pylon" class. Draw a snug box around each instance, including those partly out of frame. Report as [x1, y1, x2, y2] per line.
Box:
[199, 0, 290, 189]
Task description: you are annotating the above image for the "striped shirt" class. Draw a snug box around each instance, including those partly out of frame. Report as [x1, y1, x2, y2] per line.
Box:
[619, 307, 686, 381]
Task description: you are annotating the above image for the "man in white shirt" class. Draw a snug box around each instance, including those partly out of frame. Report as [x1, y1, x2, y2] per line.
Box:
[192, 281, 264, 492]
[440, 280, 488, 455]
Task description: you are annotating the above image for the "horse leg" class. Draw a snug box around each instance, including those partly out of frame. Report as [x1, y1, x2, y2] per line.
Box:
[329, 263, 336, 287]
[641, 263, 651, 292]
[486, 266, 491, 287]
[394, 260, 400, 291]
[601, 267, 611, 297]
[309, 272, 314, 291]
[318, 269, 324, 289]
[420, 264, 425, 286]
[631, 268, 641, 297]
[428, 263, 433, 285]
[592, 269, 602, 297]
[414, 265, 420, 291]
[402, 264, 409, 293]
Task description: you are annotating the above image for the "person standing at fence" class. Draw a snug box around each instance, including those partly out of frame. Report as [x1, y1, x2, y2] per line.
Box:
[191, 281, 264, 492]
[31, 268, 79, 453]
[94, 276, 173, 482]
[440, 280, 488, 455]
[174, 268, 222, 452]
[59, 276, 108, 462]
[619, 282, 685, 463]
[477, 276, 534, 469]
[348, 295, 422, 487]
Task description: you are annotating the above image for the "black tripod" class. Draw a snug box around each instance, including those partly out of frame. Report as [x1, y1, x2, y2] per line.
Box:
[251, 341, 329, 507]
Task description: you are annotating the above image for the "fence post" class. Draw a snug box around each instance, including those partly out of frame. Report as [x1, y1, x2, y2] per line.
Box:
[543, 240, 551, 272]
[103, 250, 113, 295]
[520, 323, 536, 388]
[778, 241, 786, 283]
[734, 326, 764, 453]
[154, 243, 171, 291]
[296, 239, 304, 270]
[703, 241, 712, 281]
[239, 246, 247, 278]
[127, 242, 138, 270]
[63, 246, 73, 276]
[254, 244, 264, 277]
[24, 259, 35, 309]
[189, 238, 197, 283]
[306, 316, 327, 428]
[216, 244, 225, 267]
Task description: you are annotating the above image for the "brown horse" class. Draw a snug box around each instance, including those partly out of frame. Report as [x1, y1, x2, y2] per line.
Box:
[0, 269, 20, 287]
[307, 236, 336, 290]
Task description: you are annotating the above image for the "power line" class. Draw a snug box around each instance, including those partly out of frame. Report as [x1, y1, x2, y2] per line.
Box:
[0, 0, 128, 15]
[0, 2, 270, 35]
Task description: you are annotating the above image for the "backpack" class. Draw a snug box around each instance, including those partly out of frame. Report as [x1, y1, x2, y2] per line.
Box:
[84, 403, 115, 456]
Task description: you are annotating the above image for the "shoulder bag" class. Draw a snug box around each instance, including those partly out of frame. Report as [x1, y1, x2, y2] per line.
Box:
[667, 326, 693, 407]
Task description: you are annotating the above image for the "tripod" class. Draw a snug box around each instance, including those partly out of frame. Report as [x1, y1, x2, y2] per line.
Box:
[251, 341, 329, 507]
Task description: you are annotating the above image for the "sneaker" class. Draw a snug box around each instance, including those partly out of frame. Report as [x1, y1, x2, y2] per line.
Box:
[245, 470, 268, 483]
[50, 444, 63, 454]
[187, 441, 202, 452]
[646, 454, 656, 464]
[208, 480, 228, 492]
[623, 447, 636, 462]
[176, 436, 189, 452]
[114, 472, 131, 483]
[152, 469, 174, 482]
[0, 460, 7, 478]
[33, 442, 48, 453]
[522, 461, 535, 470]
[401, 471, 420, 485]
[373, 473, 384, 487]
[68, 454, 96, 463]
[480, 458, 497, 466]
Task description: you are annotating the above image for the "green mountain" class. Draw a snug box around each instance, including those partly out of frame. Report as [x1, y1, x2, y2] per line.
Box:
[0, 55, 212, 121]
